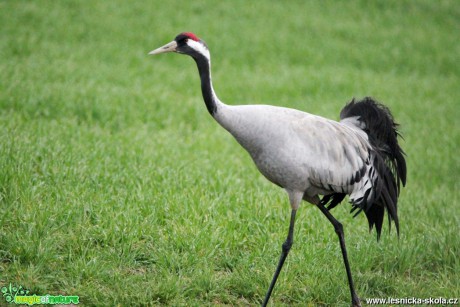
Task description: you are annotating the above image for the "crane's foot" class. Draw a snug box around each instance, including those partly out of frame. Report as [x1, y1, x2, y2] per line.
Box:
[351, 296, 361, 307]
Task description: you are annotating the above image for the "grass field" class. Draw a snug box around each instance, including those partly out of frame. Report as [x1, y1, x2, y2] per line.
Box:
[1, 0, 459, 306]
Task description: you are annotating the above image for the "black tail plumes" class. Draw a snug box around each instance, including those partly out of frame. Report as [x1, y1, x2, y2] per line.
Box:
[339, 97, 406, 239]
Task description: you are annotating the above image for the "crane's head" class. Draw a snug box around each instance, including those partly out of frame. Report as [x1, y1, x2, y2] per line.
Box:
[149, 32, 209, 60]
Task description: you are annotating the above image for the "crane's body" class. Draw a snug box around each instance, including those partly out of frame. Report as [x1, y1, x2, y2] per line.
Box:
[216, 103, 369, 201]
[149, 32, 406, 307]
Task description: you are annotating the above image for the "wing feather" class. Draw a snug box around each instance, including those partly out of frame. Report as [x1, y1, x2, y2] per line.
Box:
[292, 116, 370, 194]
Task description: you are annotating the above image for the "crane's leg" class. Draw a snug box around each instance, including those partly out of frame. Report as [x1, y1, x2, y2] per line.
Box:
[262, 209, 297, 307]
[317, 203, 361, 307]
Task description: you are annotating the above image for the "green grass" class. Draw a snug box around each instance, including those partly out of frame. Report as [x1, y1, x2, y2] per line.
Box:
[1, 0, 459, 306]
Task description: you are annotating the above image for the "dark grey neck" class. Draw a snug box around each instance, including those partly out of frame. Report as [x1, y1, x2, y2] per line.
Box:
[193, 55, 218, 116]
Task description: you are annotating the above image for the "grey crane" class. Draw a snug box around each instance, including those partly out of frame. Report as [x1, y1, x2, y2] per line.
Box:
[149, 32, 406, 307]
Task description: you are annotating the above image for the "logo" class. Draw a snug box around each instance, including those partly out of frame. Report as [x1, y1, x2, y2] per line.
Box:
[1, 283, 79, 305]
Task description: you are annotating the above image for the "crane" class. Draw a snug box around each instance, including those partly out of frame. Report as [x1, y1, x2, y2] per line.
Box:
[149, 32, 407, 307]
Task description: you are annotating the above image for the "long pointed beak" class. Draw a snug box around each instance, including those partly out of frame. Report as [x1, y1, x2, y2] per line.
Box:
[148, 41, 177, 55]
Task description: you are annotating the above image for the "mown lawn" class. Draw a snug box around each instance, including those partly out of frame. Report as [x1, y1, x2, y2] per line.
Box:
[0, 0, 458, 306]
